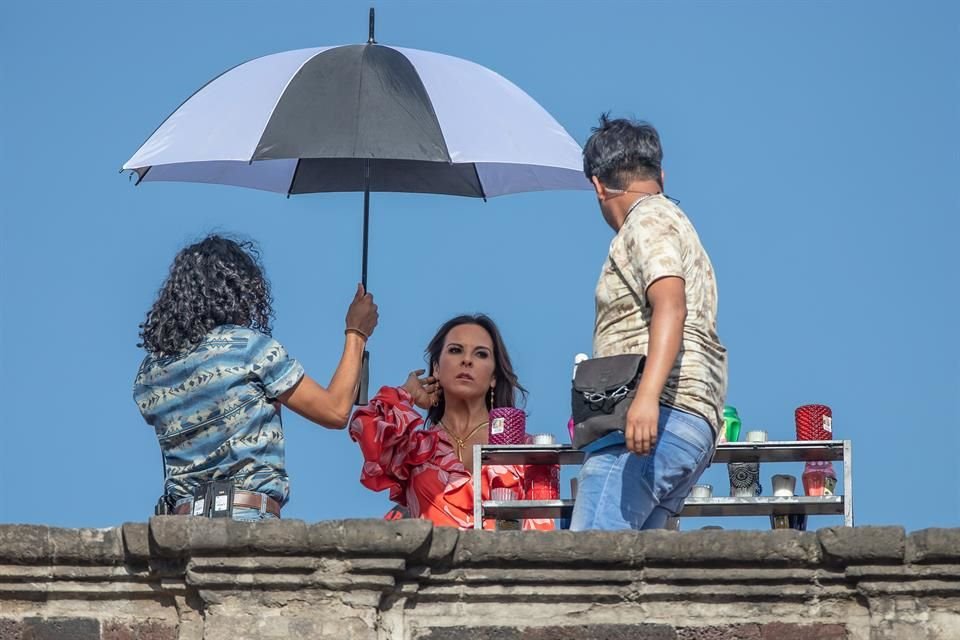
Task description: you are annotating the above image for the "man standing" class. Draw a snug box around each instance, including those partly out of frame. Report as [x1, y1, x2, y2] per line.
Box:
[570, 116, 727, 531]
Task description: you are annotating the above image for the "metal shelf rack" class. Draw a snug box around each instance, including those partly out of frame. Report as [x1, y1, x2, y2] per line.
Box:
[472, 440, 853, 529]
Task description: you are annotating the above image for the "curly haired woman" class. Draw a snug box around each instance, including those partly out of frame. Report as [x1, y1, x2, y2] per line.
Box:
[134, 234, 378, 521]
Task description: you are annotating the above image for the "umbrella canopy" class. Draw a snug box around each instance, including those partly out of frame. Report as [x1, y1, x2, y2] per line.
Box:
[123, 14, 590, 404]
[123, 44, 589, 198]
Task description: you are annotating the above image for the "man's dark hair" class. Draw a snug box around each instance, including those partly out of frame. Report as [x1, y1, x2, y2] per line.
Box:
[139, 234, 273, 356]
[583, 114, 663, 190]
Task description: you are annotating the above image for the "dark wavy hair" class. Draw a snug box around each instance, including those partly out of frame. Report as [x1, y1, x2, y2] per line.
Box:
[583, 113, 663, 190]
[139, 234, 273, 356]
[424, 314, 527, 426]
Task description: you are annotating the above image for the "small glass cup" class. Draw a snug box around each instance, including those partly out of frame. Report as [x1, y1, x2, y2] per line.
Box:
[690, 484, 713, 499]
[771, 474, 797, 497]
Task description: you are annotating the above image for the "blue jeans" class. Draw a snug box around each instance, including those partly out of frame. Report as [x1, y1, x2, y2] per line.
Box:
[570, 405, 715, 531]
[231, 506, 280, 522]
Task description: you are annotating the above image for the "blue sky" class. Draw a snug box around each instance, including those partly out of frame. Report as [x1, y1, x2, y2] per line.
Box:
[1, 0, 957, 531]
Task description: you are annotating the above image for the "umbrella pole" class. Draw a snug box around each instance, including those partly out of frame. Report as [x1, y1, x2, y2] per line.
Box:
[362, 164, 370, 290]
[356, 161, 371, 405]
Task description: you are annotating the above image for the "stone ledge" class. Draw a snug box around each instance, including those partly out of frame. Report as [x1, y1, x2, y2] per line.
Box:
[451, 530, 822, 568]
[641, 530, 821, 567]
[0, 526, 125, 566]
[818, 526, 905, 564]
[1, 522, 958, 640]
[121, 523, 149, 563]
[906, 528, 960, 564]
[453, 530, 646, 566]
[1, 522, 959, 572]
[309, 519, 434, 557]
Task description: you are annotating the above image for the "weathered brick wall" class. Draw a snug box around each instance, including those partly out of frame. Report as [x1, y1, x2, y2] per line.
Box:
[1, 520, 957, 639]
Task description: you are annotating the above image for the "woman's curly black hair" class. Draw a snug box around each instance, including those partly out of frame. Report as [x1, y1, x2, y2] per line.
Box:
[139, 234, 274, 356]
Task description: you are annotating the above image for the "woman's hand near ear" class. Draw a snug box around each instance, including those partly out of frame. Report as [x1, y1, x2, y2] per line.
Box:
[401, 369, 440, 410]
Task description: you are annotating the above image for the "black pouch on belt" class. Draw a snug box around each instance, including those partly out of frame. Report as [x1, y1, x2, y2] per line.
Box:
[189, 484, 210, 516]
[189, 481, 235, 517]
[208, 480, 235, 518]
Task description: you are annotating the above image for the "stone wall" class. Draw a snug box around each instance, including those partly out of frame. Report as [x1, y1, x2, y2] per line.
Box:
[1, 519, 957, 639]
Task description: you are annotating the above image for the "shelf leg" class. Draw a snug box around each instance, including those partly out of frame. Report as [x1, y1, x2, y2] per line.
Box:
[843, 440, 854, 527]
[473, 444, 483, 530]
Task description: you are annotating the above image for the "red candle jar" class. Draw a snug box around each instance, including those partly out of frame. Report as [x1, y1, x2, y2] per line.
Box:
[524, 464, 560, 500]
[795, 404, 833, 441]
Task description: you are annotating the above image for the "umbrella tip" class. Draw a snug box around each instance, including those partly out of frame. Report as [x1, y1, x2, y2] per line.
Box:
[368, 7, 376, 44]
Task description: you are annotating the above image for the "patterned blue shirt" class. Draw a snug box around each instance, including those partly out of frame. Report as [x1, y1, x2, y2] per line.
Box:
[133, 325, 304, 505]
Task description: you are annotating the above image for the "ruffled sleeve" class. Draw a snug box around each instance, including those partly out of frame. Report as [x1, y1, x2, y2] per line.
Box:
[348, 386, 439, 505]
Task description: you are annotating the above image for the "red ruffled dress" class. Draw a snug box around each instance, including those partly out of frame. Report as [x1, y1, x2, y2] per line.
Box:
[349, 386, 554, 530]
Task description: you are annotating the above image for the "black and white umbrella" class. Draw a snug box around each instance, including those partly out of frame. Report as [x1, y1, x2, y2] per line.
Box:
[124, 11, 587, 282]
[123, 10, 589, 399]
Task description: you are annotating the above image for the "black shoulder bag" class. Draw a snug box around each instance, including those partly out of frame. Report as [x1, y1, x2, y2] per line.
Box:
[571, 354, 646, 449]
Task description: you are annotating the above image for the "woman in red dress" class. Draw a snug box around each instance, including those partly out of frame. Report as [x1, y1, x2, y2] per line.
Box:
[349, 314, 553, 530]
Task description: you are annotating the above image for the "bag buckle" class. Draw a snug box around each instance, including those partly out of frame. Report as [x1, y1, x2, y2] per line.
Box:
[582, 384, 631, 413]
[582, 384, 630, 404]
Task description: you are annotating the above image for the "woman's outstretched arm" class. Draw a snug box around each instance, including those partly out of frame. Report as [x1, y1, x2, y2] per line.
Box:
[279, 284, 378, 428]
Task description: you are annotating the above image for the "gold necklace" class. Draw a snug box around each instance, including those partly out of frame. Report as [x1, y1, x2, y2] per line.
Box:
[438, 420, 489, 462]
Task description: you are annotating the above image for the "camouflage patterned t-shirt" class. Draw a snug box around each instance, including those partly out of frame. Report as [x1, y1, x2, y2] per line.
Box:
[593, 194, 728, 434]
